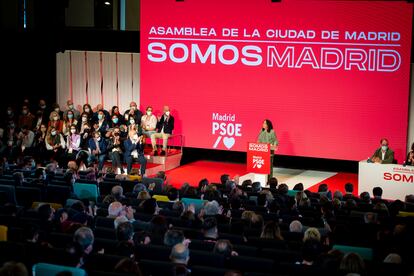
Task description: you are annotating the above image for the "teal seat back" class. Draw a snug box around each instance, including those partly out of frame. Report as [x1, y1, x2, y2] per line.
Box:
[333, 245, 373, 260]
[33, 263, 87, 276]
[73, 183, 99, 202]
[181, 198, 207, 213]
[287, 190, 298, 197]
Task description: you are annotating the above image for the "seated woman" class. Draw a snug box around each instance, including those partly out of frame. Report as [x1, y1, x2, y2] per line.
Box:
[62, 110, 78, 137]
[405, 142, 414, 166]
[47, 111, 64, 133]
[108, 127, 124, 174]
[66, 124, 81, 161]
[45, 126, 66, 166]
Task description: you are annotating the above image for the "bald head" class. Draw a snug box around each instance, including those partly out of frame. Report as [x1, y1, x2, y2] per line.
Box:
[108, 201, 123, 218]
[170, 243, 189, 264]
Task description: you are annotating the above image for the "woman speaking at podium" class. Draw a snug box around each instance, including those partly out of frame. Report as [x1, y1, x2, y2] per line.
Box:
[257, 119, 279, 177]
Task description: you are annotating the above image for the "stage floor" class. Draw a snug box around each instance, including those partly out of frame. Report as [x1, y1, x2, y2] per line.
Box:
[165, 160, 359, 195]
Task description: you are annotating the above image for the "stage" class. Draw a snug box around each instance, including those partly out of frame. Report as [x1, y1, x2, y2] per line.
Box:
[163, 160, 359, 196]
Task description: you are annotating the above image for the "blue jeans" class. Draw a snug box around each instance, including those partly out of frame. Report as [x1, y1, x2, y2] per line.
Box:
[88, 154, 106, 171]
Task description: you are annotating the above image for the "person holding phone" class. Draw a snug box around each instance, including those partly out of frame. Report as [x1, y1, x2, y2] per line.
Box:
[258, 119, 279, 177]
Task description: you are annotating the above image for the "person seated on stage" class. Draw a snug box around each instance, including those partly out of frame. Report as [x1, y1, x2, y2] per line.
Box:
[62, 110, 78, 137]
[405, 142, 414, 166]
[82, 104, 94, 122]
[370, 138, 395, 164]
[95, 110, 109, 137]
[108, 127, 124, 174]
[124, 130, 147, 175]
[151, 106, 175, 156]
[63, 99, 81, 121]
[141, 106, 157, 138]
[48, 111, 64, 133]
[110, 114, 122, 129]
[18, 105, 35, 130]
[66, 124, 81, 161]
[17, 125, 35, 156]
[45, 126, 66, 166]
[123, 101, 143, 125]
[92, 104, 110, 122]
[88, 131, 107, 172]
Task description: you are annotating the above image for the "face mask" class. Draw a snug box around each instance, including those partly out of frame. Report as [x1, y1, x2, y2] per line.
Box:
[133, 135, 138, 140]
[53, 116, 59, 121]
[54, 108, 60, 112]
[40, 105, 46, 109]
[85, 108, 90, 113]
[381, 145, 388, 151]
[70, 129, 76, 134]
[51, 131, 56, 136]
[22, 110, 28, 115]
[98, 114, 103, 120]
[130, 106, 136, 111]
[112, 118, 119, 124]
[7, 110, 12, 115]
[130, 120, 135, 125]
[68, 114, 73, 119]
[82, 117, 87, 122]
[31, 160, 36, 169]
[165, 111, 170, 116]
[68, 104, 74, 109]
[147, 111, 152, 116]
[96, 137, 101, 141]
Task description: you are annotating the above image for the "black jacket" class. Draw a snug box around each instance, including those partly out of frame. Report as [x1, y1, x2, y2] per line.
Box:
[156, 115, 174, 135]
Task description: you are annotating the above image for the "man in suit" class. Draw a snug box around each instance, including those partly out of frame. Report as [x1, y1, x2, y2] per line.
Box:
[88, 131, 108, 172]
[370, 138, 395, 164]
[124, 131, 147, 175]
[151, 106, 175, 156]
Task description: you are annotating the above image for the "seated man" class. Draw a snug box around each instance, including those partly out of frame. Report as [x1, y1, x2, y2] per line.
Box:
[151, 106, 175, 156]
[370, 138, 395, 164]
[141, 106, 157, 138]
[88, 131, 107, 172]
[124, 131, 147, 175]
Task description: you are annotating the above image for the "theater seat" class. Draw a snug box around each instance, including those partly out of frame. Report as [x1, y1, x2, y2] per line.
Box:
[332, 244, 373, 260]
[139, 259, 175, 276]
[74, 182, 99, 202]
[32, 263, 86, 276]
[0, 185, 17, 205]
[191, 265, 231, 276]
[227, 256, 274, 273]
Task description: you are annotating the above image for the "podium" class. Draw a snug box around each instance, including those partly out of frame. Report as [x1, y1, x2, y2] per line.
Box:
[240, 142, 271, 187]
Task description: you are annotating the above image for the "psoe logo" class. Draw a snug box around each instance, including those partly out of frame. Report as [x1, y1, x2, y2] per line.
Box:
[252, 156, 264, 169]
[212, 113, 242, 149]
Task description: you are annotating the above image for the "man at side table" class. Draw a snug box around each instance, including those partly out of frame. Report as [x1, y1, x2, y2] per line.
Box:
[370, 138, 395, 164]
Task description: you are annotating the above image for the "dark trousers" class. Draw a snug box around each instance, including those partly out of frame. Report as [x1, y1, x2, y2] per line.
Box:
[269, 150, 275, 178]
[109, 151, 123, 171]
[125, 154, 147, 175]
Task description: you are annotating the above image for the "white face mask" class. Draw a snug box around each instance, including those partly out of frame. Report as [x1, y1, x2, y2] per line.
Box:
[165, 111, 170, 116]
[130, 106, 136, 111]
[133, 135, 138, 140]
[68, 104, 74, 109]
[51, 131, 57, 136]
[82, 117, 87, 122]
[96, 137, 101, 141]
[130, 120, 135, 125]
[381, 145, 388, 151]
[54, 108, 60, 112]
[70, 129, 76, 134]
[147, 111, 152, 116]
[53, 116, 59, 121]
[85, 108, 90, 113]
